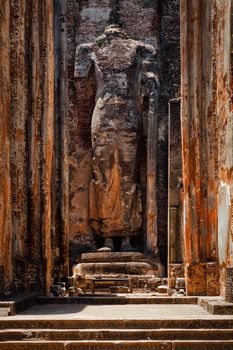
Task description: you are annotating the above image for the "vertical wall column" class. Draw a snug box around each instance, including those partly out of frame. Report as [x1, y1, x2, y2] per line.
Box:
[180, 0, 205, 295]
[0, 0, 70, 294]
[168, 99, 184, 284]
[40, 0, 55, 295]
[146, 84, 159, 254]
[226, 0, 233, 302]
[216, 0, 233, 300]
[54, 0, 69, 279]
[180, 0, 220, 296]
[0, 0, 13, 293]
[10, 0, 28, 260]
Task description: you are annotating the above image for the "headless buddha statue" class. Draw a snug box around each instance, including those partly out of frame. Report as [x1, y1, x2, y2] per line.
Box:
[74, 25, 159, 251]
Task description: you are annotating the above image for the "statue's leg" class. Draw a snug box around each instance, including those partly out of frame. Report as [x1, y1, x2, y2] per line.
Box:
[121, 236, 137, 252]
[92, 130, 123, 250]
[98, 238, 114, 252]
[117, 132, 141, 252]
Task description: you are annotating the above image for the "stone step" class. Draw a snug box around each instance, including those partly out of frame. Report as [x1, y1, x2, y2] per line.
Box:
[38, 296, 198, 305]
[0, 319, 233, 329]
[199, 298, 233, 315]
[0, 308, 9, 317]
[81, 252, 146, 263]
[0, 293, 37, 316]
[0, 340, 233, 350]
[0, 328, 233, 341]
[74, 262, 160, 276]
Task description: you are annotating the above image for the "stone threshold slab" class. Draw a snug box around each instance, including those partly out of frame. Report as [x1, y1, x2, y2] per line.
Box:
[0, 340, 233, 350]
[38, 295, 198, 305]
[0, 328, 233, 341]
[1, 319, 233, 329]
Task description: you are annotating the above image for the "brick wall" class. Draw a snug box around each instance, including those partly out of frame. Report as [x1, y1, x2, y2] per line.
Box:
[157, 0, 180, 270]
[180, 0, 232, 296]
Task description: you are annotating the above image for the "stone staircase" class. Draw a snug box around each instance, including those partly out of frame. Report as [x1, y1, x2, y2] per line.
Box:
[0, 257, 232, 349]
[0, 318, 233, 349]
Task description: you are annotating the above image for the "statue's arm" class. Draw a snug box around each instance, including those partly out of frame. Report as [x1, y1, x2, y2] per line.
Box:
[74, 43, 93, 78]
[140, 44, 160, 254]
[140, 44, 160, 95]
[74, 43, 95, 114]
[74, 43, 96, 150]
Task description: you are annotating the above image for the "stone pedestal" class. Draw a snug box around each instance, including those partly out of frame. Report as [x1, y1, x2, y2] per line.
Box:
[206, 262, 220, 296]
[73, 252, 164, 292]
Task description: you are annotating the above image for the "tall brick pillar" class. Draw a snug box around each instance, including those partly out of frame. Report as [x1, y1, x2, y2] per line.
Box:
[180, 0, 220, 296]
[168, 99, 184, 285]
[0, 0, 13, 293]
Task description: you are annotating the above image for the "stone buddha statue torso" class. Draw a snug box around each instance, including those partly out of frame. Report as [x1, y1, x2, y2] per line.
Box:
[75, 25, 158, 251]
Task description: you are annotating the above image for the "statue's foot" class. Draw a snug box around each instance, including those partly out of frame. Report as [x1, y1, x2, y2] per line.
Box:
[97, 238, 114, 252]
[121, 237, 137, 252]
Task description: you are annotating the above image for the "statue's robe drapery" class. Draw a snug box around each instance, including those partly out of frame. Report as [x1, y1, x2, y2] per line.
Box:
[74, 30, 159, 238]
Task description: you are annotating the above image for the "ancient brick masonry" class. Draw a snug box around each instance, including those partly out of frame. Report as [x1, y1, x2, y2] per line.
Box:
[180, 0, 233, 297]
[168, 99, 184, 283]
[0, 0, 69, 294]
[157, 0, 180, 270]
[1, 0, 232, 298]
[0, 0, 182, 294]
[0, 0, 12, 293]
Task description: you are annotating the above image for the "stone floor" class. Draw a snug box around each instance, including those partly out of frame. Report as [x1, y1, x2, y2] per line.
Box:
[2, 302, 233, 321]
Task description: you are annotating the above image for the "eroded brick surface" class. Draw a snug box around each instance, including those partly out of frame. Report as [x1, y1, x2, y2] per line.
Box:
[180, 0, 232, 296]
[0, 0, 183, 293]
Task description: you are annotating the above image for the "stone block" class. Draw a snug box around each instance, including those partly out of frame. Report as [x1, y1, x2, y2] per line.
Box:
[81, 252, 145, 263]
[173, 341, 233, 350]
[225, 267, 233, 302]
[74, 262, 155, 276]
[110, 286, 129, 293]
[207, 300, 233, 315]
[206, 262, 220, 296]
[65, 341, 172, 350]
[0, 342, 64, 350]
[186, 263, 220, 296]
[186, 263, 207, 296]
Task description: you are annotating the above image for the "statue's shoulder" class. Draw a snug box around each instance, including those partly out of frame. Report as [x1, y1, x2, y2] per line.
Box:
[75, 42, 95, 78]
[77, 34, 108, 50]
[95, 34, 107, 48]
[136, 41, 156, 57]
[75, 42, 94, 55]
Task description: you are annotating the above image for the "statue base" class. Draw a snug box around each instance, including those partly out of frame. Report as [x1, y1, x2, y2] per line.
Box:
[72, 252, 164, 293]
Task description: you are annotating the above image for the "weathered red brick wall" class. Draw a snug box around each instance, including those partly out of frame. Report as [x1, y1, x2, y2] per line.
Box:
[0, 0, 182, 293]
[0, 0, 69, 294]
[214, 0, 233, 296]
[0, 0, 13, 293]
[180, 0, 233, 296]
